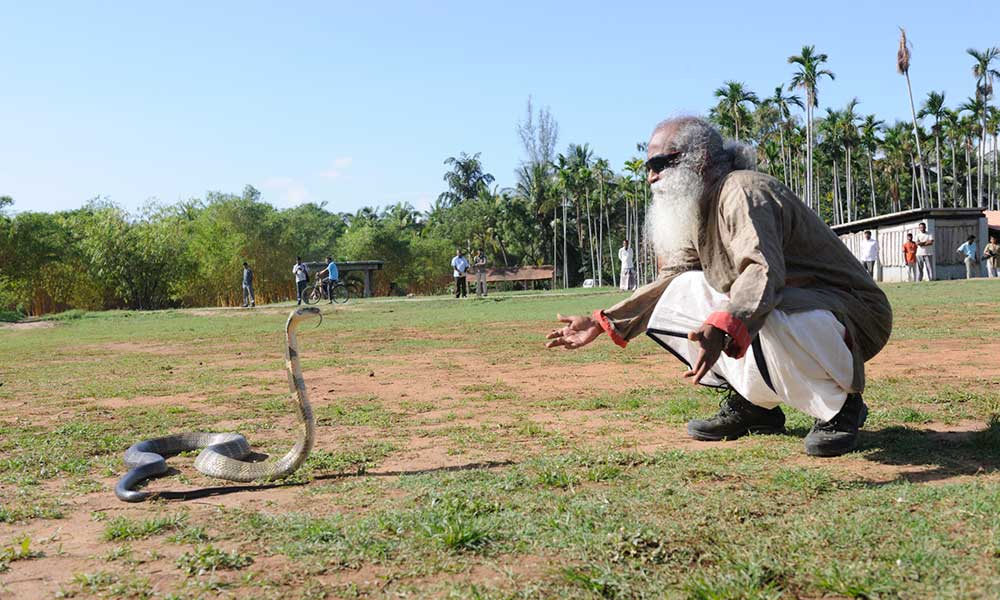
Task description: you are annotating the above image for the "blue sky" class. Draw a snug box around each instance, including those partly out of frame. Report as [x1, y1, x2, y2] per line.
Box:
[2, 1, 999, 215]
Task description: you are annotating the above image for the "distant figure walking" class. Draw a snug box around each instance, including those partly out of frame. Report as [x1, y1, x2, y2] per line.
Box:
[956, 235, 979, 279]
[292, 257, 310, 305]
[451, 249, 469, 298]
[473, 249, 488, 298]
[984, 235, 999, 279]
[902, 233, 918, 282]
[858, 230, 879, 278]
[915, 222, 935, 281]
[618, 239, 636, 291]
[241, 262, 255, 307]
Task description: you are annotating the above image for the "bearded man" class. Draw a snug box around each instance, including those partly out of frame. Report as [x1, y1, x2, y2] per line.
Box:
[546, 117, 892, 457]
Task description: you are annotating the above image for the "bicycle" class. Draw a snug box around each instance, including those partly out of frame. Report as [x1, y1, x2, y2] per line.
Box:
[304, 278, 349, 304]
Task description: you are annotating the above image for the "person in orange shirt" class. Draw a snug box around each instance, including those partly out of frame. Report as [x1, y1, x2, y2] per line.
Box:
[902, 233, 918, 282]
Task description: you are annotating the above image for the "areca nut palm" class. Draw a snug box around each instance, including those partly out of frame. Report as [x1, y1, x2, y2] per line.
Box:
[897, 28, 929, 208]
[713, 81, 760, 141]
[967, 47, 1000, 206]
[768, 85, 804, 185]
[918, 91, 948, 207]
[942, 108, 964, 206]
[789, 45, 835, 212]
[859, 114, 883, 217]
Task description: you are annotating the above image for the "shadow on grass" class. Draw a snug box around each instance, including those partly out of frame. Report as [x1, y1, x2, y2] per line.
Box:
[149, 459, 515, 501]
[858, 416, 1000, 483]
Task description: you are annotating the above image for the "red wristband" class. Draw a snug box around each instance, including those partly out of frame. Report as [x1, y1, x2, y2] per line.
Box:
[592, 309, 627, 348]
[704, 311, 750, 359]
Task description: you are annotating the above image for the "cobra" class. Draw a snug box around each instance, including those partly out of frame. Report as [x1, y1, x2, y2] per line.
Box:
[115, 306, 321, 502]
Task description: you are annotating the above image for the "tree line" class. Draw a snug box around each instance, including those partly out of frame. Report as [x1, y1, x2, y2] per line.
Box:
[712, 34, 999, 224]
[2, 33, 997, 316]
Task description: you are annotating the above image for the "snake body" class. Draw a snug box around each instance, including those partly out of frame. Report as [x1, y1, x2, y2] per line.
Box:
[115, 306, 321, 502]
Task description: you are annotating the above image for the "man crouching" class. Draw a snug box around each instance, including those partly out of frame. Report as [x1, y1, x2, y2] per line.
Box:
[546, 117, 892, 457]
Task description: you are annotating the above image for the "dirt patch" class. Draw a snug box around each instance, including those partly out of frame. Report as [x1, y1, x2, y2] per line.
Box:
[868, 338, 1000, 381]
[94, 341, 186, 355]
[0, 320, 55, 330]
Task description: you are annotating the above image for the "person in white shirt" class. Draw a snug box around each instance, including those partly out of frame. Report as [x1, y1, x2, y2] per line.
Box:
[618, 239, 636, 291]
[451, 249, 470, 298]
[858, 230, 879, 278]
[914, 222, 934, 281]
[292, 257, 309, 305]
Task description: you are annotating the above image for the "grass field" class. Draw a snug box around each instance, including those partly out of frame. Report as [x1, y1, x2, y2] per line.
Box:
[1, 281, 999, 599]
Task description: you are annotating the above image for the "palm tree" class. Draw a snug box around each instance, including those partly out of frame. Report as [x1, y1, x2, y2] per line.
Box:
[838, 98, 861, 221]
[767, 85, 804, 185]
[859, 114, 883, 217]
[942, 109, 963, 206]
[967, 47, 1000, 206]
[593, 157, 613, 286]
[957, 108, 981, 207]
[918, 91, 948, 207]
[880, 122, 913, 213]
[789, 45, 835, 212]
[439, 152, 495, 206]
[987, 107, 1000, 209]
[713, 81, 759, 141]
[897, 28, 929, 207]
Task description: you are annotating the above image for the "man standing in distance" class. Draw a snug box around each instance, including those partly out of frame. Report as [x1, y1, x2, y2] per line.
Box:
[546, 117, 891, 457]
[241, 262, 255, 308]
[473, 249, 488, 298]
[292, 257, 309, 305]
[858, 231, 879, 278]
[619, 239, 636, 291]
[984, 235, 999, 278]
[902, 233, 918, 282]
[317, 256, 339, 304]
[915, 222, 934, 281]
[451, 249, 470, 298]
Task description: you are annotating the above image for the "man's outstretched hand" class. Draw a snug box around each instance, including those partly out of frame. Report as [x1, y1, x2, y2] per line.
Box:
[545, 313, 603, 350]
[683, 323, 729, 385]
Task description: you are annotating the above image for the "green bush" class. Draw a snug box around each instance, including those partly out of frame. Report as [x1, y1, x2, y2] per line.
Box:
[0, 310, 22, 323]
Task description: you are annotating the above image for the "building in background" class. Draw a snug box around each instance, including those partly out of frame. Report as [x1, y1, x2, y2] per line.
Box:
[832, 208, 988, 282]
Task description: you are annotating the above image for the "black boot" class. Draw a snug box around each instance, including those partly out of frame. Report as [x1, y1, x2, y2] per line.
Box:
[804, 393, 868, 457]
[687, 390, 786, 441]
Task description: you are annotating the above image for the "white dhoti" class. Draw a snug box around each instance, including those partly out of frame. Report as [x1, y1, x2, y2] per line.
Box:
[646, 271, 854, 421]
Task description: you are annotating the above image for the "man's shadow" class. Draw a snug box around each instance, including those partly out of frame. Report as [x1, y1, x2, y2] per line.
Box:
[150, 460, 514, 501]
[854, 417, 1000, 484]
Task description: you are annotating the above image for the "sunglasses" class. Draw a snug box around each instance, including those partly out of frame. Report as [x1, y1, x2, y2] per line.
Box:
[644, 151, 683, 174]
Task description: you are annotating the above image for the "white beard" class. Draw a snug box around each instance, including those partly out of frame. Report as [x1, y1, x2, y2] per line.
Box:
[646, 167, 703, 262]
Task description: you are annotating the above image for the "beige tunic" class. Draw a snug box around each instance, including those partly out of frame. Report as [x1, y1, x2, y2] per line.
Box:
[603, 170, 892, 392]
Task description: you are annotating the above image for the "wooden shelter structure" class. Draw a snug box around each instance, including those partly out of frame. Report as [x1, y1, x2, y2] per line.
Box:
[832, 208, 988, 282]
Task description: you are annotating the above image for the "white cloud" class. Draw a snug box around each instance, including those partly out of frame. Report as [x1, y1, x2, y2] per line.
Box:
[319, 156, 353, 179]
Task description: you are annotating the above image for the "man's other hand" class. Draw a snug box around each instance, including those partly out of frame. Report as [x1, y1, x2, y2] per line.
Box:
[545, 313, 603, 350]
[683, 323, 728, 385]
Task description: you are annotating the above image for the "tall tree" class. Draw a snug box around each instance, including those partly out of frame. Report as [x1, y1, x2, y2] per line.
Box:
[942, 109, 964, 206]
[713, 81, 759, 141]
[967, 47, 1000, 206]
[918, 91, 948, 207]
[897, 28, 929, 207]
[438, 153, 495, 206]
[859, 114, 883, 217]
[767, 85, 804, 185]
[789, 45, 835, 212]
